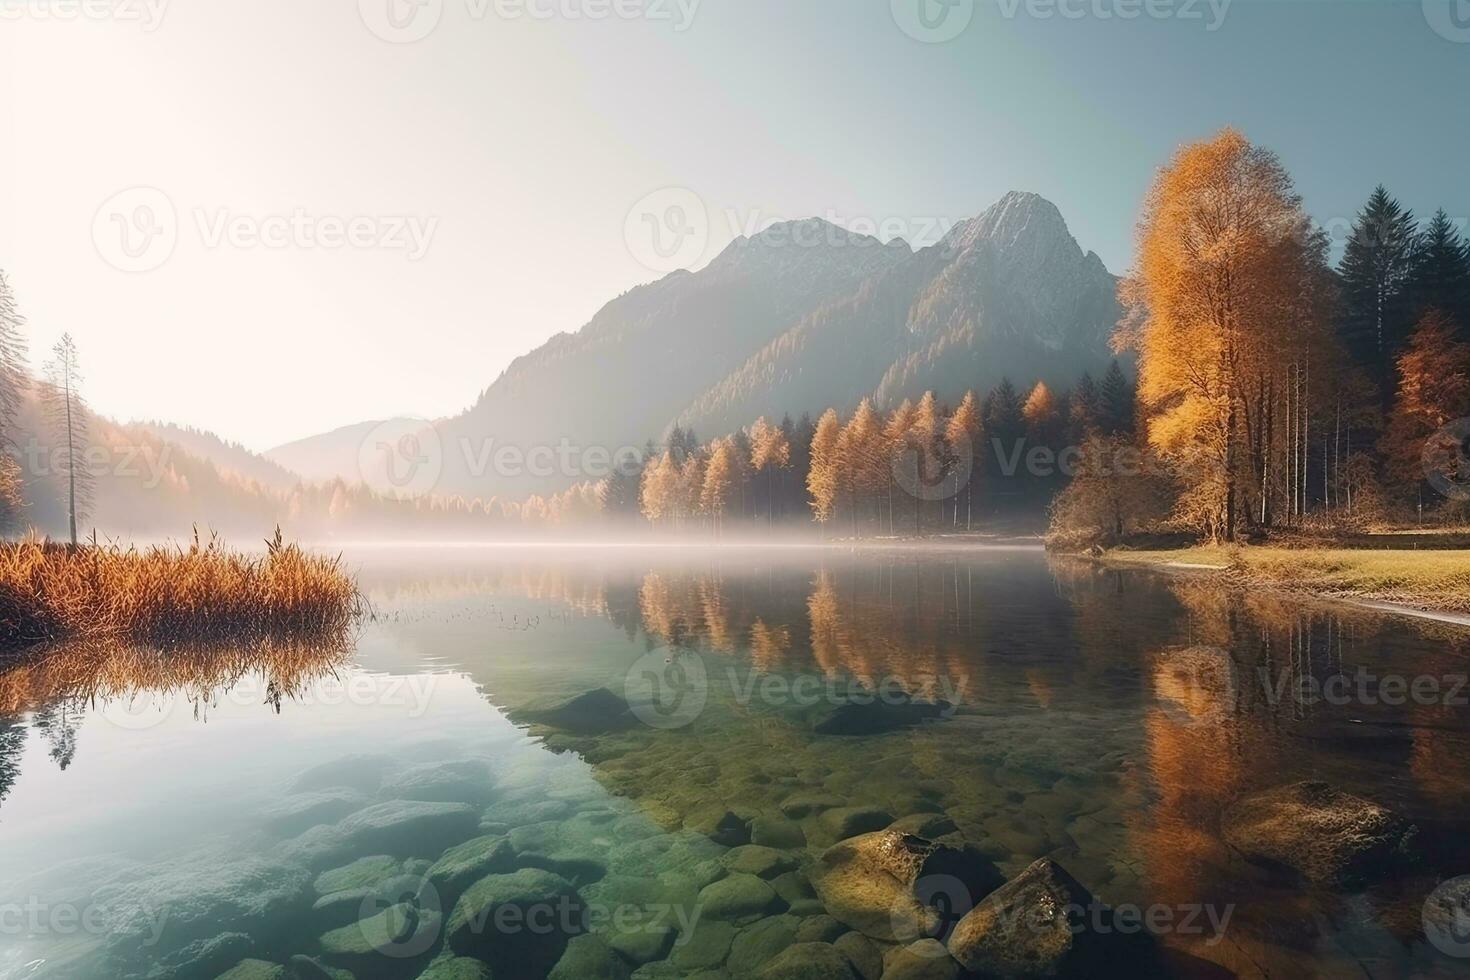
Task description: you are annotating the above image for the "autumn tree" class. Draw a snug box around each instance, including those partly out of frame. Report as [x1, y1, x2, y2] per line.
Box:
[944, 390, 981, 529]
[44, 334, 93, 546]
[1381, 310, 1470, 495]
[748, 416, 791, 525]
[1048, 433, 1173, 547]
[701, 438, 736, 533]
[807, 409, 842, 527]
[640, 451, 677, 525]
[879, 399, 915, 533]
[838, 399, 883, 533]
[1022, 381, 1059, 436]
[1122, 129, 1332, 541]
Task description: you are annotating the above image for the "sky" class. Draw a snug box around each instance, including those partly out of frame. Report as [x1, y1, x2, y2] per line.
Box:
[0, 0, 1467, 451]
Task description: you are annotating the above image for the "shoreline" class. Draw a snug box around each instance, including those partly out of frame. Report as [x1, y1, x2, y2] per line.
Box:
[1086, 546, 1470, 628]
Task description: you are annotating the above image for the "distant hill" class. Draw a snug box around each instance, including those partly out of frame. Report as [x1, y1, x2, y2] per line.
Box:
[132, 422, 301, 492]
[267, 192, 1121, 501]
[265, 419, 421, 489]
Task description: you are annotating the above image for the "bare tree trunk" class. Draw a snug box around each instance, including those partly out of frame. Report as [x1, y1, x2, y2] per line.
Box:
[64, 365, 77, 548]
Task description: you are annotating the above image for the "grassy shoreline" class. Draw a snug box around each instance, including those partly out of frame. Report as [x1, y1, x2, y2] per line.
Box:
[1096, 545, 1470, 616]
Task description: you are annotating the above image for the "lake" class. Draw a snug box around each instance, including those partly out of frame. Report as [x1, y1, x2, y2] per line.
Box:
[1, 545, 1467, 979]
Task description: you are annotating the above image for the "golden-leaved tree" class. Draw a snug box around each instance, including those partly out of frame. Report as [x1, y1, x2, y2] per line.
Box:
[1381, 310, 1470, 495]
[1121, 128, 1336, 540]
[807, 409, 842, 526]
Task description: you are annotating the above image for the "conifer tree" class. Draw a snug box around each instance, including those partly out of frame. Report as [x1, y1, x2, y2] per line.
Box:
[1099, 360, 1133, 434]
[944, 390, 981, 529]
[1338, 185, 1419, 381]
[1408, 209, 1470, 330]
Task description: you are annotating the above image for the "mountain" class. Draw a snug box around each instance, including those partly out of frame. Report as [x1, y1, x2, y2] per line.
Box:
[133, 422, 302, 492]
[676, 192, 1120, 436]
[269, 192, 1121, 501]
[267, 419, 417, 488]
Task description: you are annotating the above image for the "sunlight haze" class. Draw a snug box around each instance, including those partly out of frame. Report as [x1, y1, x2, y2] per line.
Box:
[1, 0, 1466, 450]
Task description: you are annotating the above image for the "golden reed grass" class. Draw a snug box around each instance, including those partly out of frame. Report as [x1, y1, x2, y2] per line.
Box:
[0, 527, 364, 653]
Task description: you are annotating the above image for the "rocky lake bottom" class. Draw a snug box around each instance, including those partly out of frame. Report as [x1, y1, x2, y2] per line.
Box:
[0, 547, 1467, 979]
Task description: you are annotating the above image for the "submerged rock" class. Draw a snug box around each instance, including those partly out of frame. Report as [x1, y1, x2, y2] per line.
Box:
[810, 697, 951, 736]
[794, 914, 847, 944]
[779, 795, 844, 820]
[1220, 781, 1417, 887]
[315, 855, 403, 896]
[947, 857, 1093, 977]
[380, 760, 496, 806]
[688, 807, 755, 847]
[445, 868, 583, 975]
[526, 688, 637, 734]
[817, 807, 894, 843]
[146, 931, 256, 980]
[756, 942, 860, 979]
[259, 789, 367, 836]
[751, 813, 807, 849]
[289, 801, 480, 867]
[318, 901, 442, 968]
[832, 932, 882, 980]
[669, 918, 737, 972]
[697, 872, 785, 922]
[606, 912, 678, 965]
[427, 835, 517, 900]
[882, 939, 960, 980]
[508, 820, 608, 885]
[727, 913, 802, 973]
[290, 754, 394, 794]
[216, 961, 290, 980]
[549, 933, 631, 980]
[811, 831, 999, 943]
[416, 955, 495, 979]
[722, 845, 799, 879]
[92, 857, 310, 969]
[287, 954, 354, 980]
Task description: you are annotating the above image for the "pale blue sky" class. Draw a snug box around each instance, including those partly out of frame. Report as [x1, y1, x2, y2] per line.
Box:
[0, 0, 1465, 449]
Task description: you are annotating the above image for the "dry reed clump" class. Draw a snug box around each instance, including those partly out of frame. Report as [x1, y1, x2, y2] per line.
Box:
[0, 528, 364, 653]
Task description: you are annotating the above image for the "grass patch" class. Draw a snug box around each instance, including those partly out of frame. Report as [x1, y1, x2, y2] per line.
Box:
[1104, 545, 1470, 613]
[0, 528, 364, 653]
